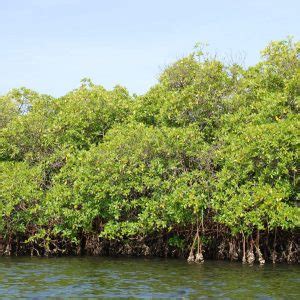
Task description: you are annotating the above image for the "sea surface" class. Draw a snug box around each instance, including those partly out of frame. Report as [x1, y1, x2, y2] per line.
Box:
[0, 256, 299, 299]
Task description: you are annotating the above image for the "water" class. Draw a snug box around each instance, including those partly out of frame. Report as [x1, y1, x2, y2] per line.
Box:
[0, 257, 299, 299]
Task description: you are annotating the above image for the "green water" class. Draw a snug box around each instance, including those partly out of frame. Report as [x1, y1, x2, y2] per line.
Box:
[0, 257, 299, 299]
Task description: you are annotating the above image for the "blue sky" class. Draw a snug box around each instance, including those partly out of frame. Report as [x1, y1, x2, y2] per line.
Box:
[1, 0, 299, 96]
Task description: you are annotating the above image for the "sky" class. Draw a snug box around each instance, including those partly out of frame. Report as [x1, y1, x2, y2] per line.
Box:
[0, 0, 299, 97]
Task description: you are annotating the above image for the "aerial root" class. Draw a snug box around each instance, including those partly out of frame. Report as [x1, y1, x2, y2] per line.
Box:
[187, 233, 197, 263]
[254, 231, 265, 265]
[242, 233, 247, 264]
[187, 222, 204, 263]
[246, 238, 255, 265]
[187, 252, 195, 263]
[229, 238, 238, 261]
[195, 252, 204, 263]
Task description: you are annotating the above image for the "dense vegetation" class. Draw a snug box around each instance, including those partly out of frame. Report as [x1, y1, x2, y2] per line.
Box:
[0, 39, 299, 263]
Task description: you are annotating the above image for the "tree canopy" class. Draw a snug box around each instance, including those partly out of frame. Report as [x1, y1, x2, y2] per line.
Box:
[0, 38, 299, 262]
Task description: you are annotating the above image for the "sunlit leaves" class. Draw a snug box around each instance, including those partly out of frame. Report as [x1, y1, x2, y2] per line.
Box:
[0, 38, 298, 250]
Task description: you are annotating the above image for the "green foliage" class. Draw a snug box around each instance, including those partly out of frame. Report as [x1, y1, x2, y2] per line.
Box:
[134, 51, 239, 141]
[168, 235, 185, 250]
[0, 38, 299, 254]
[46, 123, 209, 239]
[214, 119, 299, 234]
[0, 162, 43, 236]
[50, 83, 132, 150]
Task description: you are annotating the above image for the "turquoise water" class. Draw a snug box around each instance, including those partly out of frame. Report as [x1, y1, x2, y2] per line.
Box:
[0, 257, 299, 298]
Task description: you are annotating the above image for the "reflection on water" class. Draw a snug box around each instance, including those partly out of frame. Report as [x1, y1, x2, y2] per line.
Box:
[0, 257, 299, 298]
